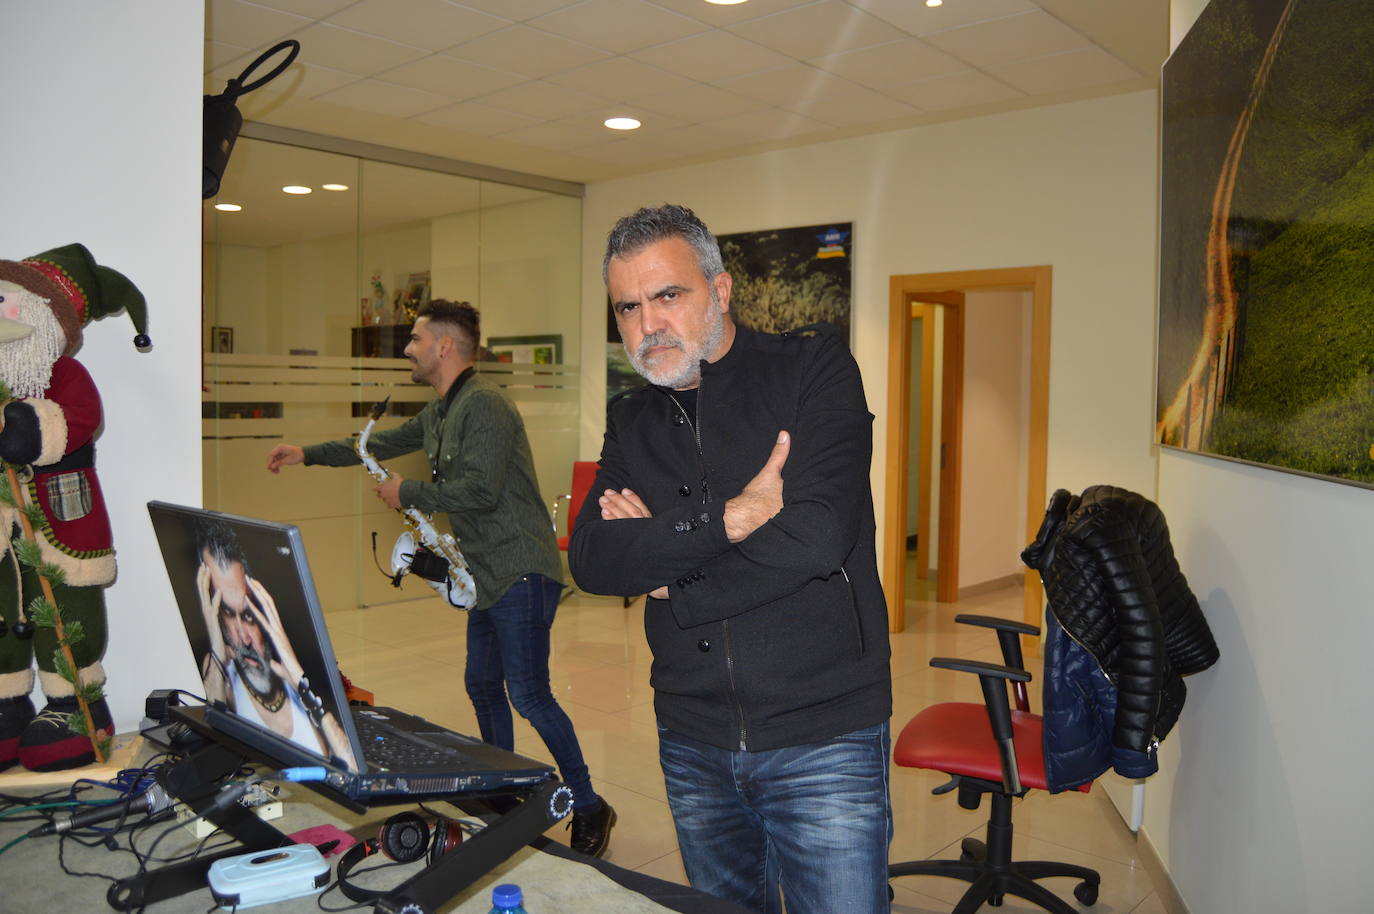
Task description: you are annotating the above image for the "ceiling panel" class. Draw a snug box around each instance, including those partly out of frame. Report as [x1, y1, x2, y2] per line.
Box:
[374, 55, 528, 99]
[920, 9, 1096, 69]
[851, 0, 1038, 36]
[727, 0, 906, 62]
[988, 46, 1141, 96]
[444, 25, 611, 78]
[528, 0, 710, 55]
[205, 0, 1168, 184]
[810, 38, 969, 91]
[324, 0, 511, 52]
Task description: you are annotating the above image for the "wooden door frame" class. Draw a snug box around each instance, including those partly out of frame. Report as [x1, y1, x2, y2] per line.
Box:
[910, 302, 936, 582]
[883, 267, 1052, 633]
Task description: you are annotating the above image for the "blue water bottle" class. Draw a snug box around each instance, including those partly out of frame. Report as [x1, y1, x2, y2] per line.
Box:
[488, 883, 528, 914]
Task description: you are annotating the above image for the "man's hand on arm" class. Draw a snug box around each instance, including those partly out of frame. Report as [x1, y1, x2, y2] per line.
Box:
[598, 488, 669, 598]
[266, 444, 304, 474]
[724, 430, 790, 543]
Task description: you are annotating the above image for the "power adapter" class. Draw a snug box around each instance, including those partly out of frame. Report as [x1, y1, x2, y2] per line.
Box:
[143, 689, 181, 727]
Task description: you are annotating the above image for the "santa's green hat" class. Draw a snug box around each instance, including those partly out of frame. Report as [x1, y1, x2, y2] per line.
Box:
[0, 243, 151, 355]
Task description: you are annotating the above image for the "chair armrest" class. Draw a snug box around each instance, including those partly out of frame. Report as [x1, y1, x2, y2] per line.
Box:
[550, 493, 571, 535]
[954, 614, 1040, 637]
[929, 657, 1030, 682]
[930, 656, 1031, 794]
[953, 616, 1037, 711]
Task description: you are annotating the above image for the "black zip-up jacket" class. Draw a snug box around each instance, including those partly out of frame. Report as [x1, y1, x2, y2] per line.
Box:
[1021, 486, 1220, 753]
[569, 323, 892, 752]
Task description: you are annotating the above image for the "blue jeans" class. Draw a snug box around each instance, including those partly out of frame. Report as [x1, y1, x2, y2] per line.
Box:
[465, 573, 596, 808]
[658, 722, 892, 914]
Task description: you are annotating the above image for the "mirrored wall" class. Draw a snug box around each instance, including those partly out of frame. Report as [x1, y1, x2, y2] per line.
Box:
[203, 135, 582, 613]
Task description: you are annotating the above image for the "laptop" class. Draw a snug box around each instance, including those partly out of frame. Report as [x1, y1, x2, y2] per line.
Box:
[147, 501, 555, 804]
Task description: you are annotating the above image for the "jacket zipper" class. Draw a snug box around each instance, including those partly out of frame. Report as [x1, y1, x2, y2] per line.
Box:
[664, 387, 711, 504]
[842, 566, 863, 657]
[1048, 603, 1164, 751]
[666, 379, 745, 748]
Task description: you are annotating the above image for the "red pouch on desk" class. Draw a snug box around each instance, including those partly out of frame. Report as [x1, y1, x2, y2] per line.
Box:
[288, 824, 355, 858]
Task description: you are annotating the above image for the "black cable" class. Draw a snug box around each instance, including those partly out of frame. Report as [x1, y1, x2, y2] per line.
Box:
[315, 857, 411, 912]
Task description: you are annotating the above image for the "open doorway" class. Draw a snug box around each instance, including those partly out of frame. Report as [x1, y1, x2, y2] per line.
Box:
[883, 267, 1052, 633]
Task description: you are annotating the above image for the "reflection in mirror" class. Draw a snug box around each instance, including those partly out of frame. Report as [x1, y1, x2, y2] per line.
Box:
[203, 138, 581, 614]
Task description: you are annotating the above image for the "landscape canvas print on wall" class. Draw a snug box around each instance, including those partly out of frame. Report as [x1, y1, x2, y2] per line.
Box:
[1158, 0, 1374, 486]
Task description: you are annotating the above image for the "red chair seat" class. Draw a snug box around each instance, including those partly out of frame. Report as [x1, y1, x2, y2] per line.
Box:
[893, 702, 1090, 794]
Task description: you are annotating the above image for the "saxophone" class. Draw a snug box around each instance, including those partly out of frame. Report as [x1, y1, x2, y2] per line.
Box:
[357, 398, 476, 609]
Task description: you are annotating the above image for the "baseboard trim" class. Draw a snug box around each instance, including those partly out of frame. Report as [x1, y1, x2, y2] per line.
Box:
[1136, 827, 1191, 914]
[956, 573, 1023, 600]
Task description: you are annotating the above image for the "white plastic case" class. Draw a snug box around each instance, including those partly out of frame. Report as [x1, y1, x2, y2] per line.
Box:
[207, 843, 329, 909]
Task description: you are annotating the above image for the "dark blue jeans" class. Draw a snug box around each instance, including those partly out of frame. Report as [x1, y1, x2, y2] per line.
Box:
[659, 722, 892, 914]
[464, 573, 595, 808]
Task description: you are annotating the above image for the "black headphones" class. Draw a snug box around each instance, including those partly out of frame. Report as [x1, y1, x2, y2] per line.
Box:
[335, 811, 464, 902]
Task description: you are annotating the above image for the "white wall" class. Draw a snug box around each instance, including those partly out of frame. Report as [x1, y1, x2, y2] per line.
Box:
[0, 1, 204, 733]
[580, 90, 1161, 576]
[959, 290, 1031, 588]
[1137, 1, 1366, 910]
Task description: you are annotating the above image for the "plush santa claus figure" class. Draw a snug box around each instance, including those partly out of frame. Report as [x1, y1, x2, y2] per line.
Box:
[0, 243, 148, 771]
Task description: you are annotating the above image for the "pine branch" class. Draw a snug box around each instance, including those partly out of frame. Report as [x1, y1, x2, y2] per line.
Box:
[23, 502, 45, 530]
[29, 597, 57, 629]
[52, 651, 75, 685]
[0, 474, 15, 508]
[79, 681, 104, 704]
[63, 619, 85, 646]
[37, 562, 66, 588]
[14, 538, 42, 568]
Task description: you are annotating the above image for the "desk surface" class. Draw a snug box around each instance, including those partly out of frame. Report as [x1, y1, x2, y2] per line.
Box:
[0, 734, 750, 914]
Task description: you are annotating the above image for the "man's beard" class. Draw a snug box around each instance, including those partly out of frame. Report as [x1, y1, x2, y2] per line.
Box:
[232, 640, 285, 710]
[0, 294, 63, 398]
[625, 298, 726, 389]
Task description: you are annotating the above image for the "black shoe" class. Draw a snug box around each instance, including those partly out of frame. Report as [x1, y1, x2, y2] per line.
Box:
[568, 799, 616, 858]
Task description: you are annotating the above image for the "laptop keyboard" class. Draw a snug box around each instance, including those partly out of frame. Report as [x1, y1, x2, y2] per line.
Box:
[354, 715, 460, 770]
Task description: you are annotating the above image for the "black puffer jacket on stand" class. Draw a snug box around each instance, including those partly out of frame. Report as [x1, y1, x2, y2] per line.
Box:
[1021, 486, 1220, 753]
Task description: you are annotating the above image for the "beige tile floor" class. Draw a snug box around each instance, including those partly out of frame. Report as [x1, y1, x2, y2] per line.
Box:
[325, 571, 1172, 913]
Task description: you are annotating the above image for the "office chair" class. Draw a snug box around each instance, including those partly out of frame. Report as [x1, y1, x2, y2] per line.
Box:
[551, 461, 632, 607]
[888, 614, 1100, 913]
[551, 461, 599, 553]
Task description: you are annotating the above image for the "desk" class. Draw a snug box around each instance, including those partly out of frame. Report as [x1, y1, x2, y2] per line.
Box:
[0, 734, 750, 914]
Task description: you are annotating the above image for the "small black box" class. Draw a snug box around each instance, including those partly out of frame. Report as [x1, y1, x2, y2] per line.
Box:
[143, 689, 181, 724]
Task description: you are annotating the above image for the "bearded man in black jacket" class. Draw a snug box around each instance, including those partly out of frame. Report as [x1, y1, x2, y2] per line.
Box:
[570, 204, 892, 914]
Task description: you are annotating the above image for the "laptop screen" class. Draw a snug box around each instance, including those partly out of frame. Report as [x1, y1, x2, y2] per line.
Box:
[148, 501, 363, 773]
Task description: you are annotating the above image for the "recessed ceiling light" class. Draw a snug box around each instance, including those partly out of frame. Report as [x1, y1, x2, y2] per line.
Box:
[321, 183, 349, 191]
[926, 0, 943, 7]
[214, 203, 242, 212]
[605, 117, 642, 130]
[705, 0, 749, 5]
[282, 185, 312, 195]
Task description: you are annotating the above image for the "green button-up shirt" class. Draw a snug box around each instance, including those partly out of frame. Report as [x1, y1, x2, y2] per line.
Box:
[303, 369, 562, 610]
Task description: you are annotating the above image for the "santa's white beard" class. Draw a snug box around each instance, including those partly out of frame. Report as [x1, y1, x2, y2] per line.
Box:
[0, 294, 65, 399]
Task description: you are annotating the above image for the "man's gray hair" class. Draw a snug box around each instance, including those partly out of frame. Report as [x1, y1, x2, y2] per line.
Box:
[602, 204, 725, 284]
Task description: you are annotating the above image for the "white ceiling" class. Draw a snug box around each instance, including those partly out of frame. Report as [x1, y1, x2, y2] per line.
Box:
[205, 0, 1168, 187]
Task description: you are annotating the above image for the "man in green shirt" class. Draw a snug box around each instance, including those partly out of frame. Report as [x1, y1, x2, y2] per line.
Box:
[266, 299, 615, 857]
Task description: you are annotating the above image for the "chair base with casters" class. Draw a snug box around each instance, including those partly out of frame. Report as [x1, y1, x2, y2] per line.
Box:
[888, 614, 1100, 913]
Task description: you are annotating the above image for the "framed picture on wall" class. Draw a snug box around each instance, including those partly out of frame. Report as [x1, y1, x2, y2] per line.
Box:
[488, 334, 561, 365]
[211, 326, 234, 353]
[1157, 0, 1374, 488]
